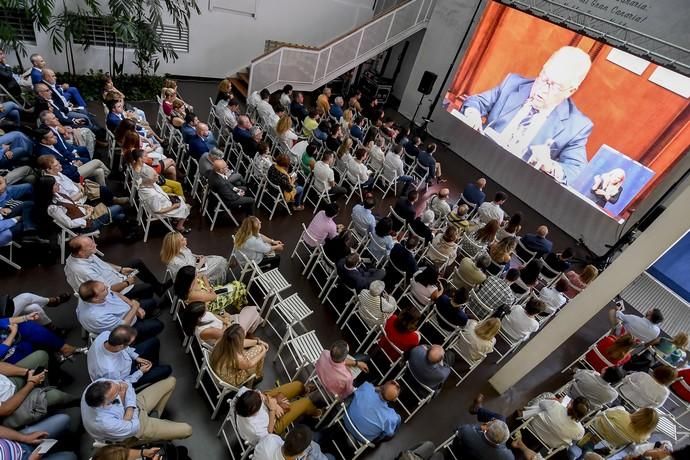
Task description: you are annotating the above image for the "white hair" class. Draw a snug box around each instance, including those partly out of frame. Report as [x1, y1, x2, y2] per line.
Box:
[369, 280, 385, 297]
[484, 420, 510, 445]
[543, 46, 592, 88]
[422, 210, 435, 225]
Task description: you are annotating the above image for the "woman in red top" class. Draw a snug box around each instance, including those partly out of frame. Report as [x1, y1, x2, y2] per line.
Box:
[379, 308, 421, 360]
[672, 368, 690, 402]
[585, 333, 635, 372]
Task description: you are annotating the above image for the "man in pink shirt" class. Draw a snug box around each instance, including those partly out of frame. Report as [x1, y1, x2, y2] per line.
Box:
[304, 203, 344, 247]
[315, 340, 368, 399]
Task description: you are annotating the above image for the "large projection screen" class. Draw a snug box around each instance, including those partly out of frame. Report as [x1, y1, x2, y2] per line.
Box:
[434, 1, 690, 253]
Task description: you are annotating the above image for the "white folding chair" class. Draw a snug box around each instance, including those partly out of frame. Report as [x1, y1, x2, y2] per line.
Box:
[509, 416, 569, 459]
[306, 245, 338, 299]
[514, 238, 538, 265]
[257, 177, 292, 220]
[218, 393, 255, 460]
[458, 234, 485, 259]
[0, 241, 21, 270]
[244, 260, 292, 319]
[419, 306, 464, 347]
[447, 328, 489, 387]
[136, 193, 176, 242]
[290, 224, 321, 275]
[274, 328, 324, 381]
[394, 361, 438, 422]
[202, 190, 240, 230]
[582, 409, 634, 456]
[196, 348, 254, 419]
[466, 288, 496, 320]
[327, 402, 376, 460]
[340, 298, 384, 352]
[363, 325, 405, 384]
[265, 292, 313, 338]
[435, 432, 460, 459]
[561, 331, 615, 373]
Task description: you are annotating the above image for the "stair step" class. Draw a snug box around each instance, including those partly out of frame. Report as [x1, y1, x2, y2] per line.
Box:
[229, 76, 248, 99]
[238, 71, 250, 85]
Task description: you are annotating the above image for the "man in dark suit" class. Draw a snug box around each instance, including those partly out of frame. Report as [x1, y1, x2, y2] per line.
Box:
[520, 225, 553, 258]
[290, 92, 308, 121]
[30, 55, 86, 106]
[350, 117, 366, 142]
[336, 253, 385, 292]
[207, 159, 254, 215]
[462, 46, 593, 184]
[233, 115, 252, 142]
[416, 143, 443, 183]
[385, 236, 419, 291]
[392, 190, 418, 231]
[33, 83, 94, 129]
[187, 123, 215, 160]
[105, 100, 126, 132]
[404, 137, 422, 157]
[461, 178, 487, 207]
[35, 128, 109, 184]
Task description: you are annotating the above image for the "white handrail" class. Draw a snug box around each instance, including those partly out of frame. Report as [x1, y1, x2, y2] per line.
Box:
[248, 0, 435, 94]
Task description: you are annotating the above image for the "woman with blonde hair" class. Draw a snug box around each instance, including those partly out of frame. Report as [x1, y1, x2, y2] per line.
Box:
[341, 108, 353, 133]
[461, 317, 501, 361]
[234, 216, 284, 269]
[654, 332, 689, 366]
[275, 114, 298, 146]
[336, 137, 353, 172]
[565, 264, 599, 297]
[210, 323, 269, 386]
[161, 231, 228, 284]
[589, 407, 658, 448]
[489, 236, 518, 265]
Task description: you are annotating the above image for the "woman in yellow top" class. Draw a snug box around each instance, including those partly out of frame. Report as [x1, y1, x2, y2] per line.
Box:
[590, 406, 658, 448]
[211, 324, 269, 386]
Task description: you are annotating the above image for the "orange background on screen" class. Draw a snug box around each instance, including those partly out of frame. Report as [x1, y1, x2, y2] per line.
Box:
[445, 2, 690, 216]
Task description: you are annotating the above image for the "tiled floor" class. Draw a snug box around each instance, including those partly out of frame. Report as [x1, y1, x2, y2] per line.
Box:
[0, 80, 623, 459]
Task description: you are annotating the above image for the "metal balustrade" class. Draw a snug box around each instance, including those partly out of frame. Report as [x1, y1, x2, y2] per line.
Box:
[247, 0, 435, 94]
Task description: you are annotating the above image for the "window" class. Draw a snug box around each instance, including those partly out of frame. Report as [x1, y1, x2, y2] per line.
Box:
[0, 8, 37, 44]
[72, 15, 189, 52]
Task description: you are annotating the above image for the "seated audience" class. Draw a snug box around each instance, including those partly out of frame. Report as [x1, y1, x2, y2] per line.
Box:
[351, 194, 377, 237]
[427, 226, 459, 268]
[368, 137, 386, 173]
[87, 325, 171, 388]
[160, 231, 228, 285]
[300, 143, 317, 176]
[476, 192, 507, 224]
[127, 149, 182, 196]
[589, 407, 658, 449]
[385, 236, 419, 289]
[0, 415, 78, 460]
[304, 203, 343, 247]
[609, 304, 662, 344]
[380, 308, 422, 359]
[585, 334, 636, 372]
[76, 280, 163, 340]
[0, 313, 84, 364]
[218, 98, 240, 130]
[565, 264, 599, 296]
[315, 340, 368, 400]
[520, 396, 589, 449]
[567, 367, 624, 410]
[496, 212, 522, 240]
[409, 210, 435, 245]
[325, 125, 343, 152]
[137, 167, 190, 232]
[450, 253, 490, 290]
[290, 92, 308, 121]
[35, 128, 109, 186]
[208, 159, 255, 215]
[254, 424, 335, 460]
[518, 258, 543, 287]
[210, 324, 269, 387]
[392, 190, 419, 231]
[81, 377, 192, 442]
[489, 236, 518, 267]
[383, 144, 414, 191]
[251, 142, 273, 181]
[520, 225, 553, 258]
[428, 188, 451, 221]
[276, 115, 299, 146]
[458, 318, 501, 362]
[336, 253, 386, 292]
[543, 247, 574, 272]
[187, 122, 216, 160]
[435, 287, 470, 329]
[538, 278, 569, 314]
[451, 416, 513, 459]
[173, 265, 261, 331]
[446, 204, 471, 235]
[267, 153, 304, 211]
[233, 382, 321, 443]
[461, 220, 499, 258]
[367, 217, 395, 260]
[312, 151, 347, 198]
[346, 147, 374, 189]
[301, 109, 320, 137]
[345, 381, 401, 442]
[408, 344, 451, 389]
[500, 298, 545, 342]
[234, 216, 284, 269]
[330, 96, 344, 120]
[410, 266, 444, 304]
[358, 280, 397, 328]
[470, 268, 518, 311]
[1, 292, 70, 330]
[416, 143, 443, 183]
[618, 365, 675, 409]
[651, 332, 688, 366]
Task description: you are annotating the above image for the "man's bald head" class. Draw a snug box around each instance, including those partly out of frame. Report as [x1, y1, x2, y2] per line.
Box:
[68, 235, 92, 255]
[381, 381, 400, 402]
[427, 345, 445, 364]
[42, 68, 56, 84]
[212, 159, 227, 173]
[476, 178, 486, 189]
[536, 225, 549, 237]
[438, 188, 449, 199]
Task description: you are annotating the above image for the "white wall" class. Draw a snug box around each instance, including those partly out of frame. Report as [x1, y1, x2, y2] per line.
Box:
[9, 0, 375, 78]
[381, 29, 426, 101]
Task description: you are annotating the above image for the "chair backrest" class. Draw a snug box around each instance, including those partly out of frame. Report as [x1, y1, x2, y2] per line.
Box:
[516, 238, 537, 263]
[341, 402, 374, 447]
[541, 259, 562, 280]
[468, 288, 493, 317]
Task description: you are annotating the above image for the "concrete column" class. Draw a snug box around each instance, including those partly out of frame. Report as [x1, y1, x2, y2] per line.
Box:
[489, 183, 690, 394]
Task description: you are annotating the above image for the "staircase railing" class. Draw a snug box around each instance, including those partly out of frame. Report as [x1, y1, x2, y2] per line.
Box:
[248, 0, 435, 94]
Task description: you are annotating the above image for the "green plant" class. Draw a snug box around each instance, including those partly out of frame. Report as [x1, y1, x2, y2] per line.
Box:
[56, 69, 167, 101]
[0, 0, 200, 76]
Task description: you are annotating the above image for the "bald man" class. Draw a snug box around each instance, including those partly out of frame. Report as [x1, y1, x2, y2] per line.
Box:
[428, 187, 452, 220]
[187, 122, 215, 160]
[463, 46, 593, 183]
[520, 225, 553, 258]
[345, 380, 401, 442]
[461, 177, 487, 207]
[408, 344, 452, 389]
[207, 159, 255, 215]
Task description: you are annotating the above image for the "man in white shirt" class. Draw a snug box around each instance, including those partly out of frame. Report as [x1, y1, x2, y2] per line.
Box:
[383, 145, 414, 192]
[217, 98, 240, 130]
[609, 303, 663, 344]
[256, 89, 276, 126]
[501, 298, 544, 342]
[539, 278, 569, 314]
[567, 367, 623, 410]
[88, 325, 171, 388]
[253, 424, 335, 460]
[65, 235, 169, 303]
[313, 151, 346, 197]
[618, 366, 676, 409]
[476, 191, 508, 224]
[427, 188, 452, 221]
[523, 397, 588, 449]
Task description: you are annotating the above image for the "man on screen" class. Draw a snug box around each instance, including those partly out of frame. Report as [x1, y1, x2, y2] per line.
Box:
[462, 46, 593, 184]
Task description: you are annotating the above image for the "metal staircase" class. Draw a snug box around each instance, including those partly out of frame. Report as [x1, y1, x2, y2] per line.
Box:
[232, 0, 435, 97]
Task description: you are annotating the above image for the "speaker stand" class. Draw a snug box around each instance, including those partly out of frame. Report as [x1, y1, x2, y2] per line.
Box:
[411, 92, 425, 136]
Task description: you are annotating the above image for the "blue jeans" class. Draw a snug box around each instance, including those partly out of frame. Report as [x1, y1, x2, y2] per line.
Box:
[20, 413, 77, 460]
[0, 131, 33, 168]
[62, 86, 86, 107]
[294, 185, 304, 206]
[0, 102, 21, 124]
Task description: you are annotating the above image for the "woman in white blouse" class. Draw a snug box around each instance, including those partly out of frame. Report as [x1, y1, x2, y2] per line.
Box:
[520, 396, 589, 450]
[252, 143, 273, 180]
[346, 147, 374, 189]
[457, 317, 500, 362]
[357, 280, 397, 328]
[137, 167, 190, 232]
[234, 216, 284, 270]
[160, 231, 228, 285]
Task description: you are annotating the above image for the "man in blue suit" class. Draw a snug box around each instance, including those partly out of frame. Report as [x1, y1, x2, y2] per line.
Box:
[462, 46, 593, 184]
[30, 54, 86, 107]
[187, 123, 216, 160]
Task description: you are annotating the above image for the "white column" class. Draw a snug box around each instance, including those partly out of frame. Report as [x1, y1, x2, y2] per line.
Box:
[489, 183, 690, 394]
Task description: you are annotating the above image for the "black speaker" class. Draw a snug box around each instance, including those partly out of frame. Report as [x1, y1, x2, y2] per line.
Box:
[417, 71, 437, 95]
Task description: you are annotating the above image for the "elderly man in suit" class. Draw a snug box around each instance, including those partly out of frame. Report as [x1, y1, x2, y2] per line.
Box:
[462, 46, 593, 184]
[208, 159, 255, 215]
